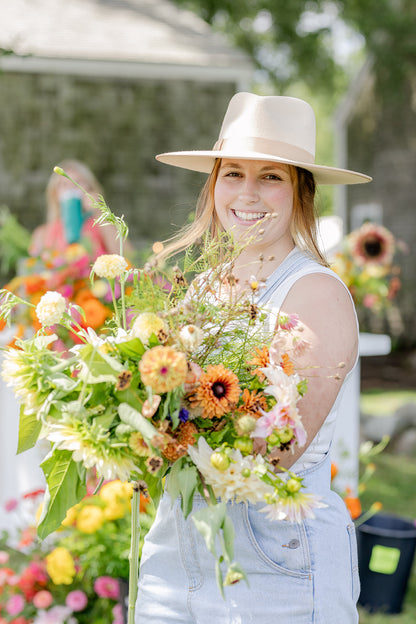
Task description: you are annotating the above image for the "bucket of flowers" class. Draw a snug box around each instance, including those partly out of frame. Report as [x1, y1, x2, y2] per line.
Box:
[0, 167, 328, 622]
[0, 481, 153, 624]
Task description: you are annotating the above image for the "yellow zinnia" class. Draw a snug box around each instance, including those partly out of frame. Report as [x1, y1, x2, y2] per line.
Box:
[46, 547, 76, 585]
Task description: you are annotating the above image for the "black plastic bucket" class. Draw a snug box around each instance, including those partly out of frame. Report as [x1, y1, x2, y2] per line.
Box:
[357, 512, 416, 613]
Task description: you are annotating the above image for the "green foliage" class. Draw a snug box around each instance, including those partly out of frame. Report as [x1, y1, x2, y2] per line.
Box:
[0, 205, 31, 277]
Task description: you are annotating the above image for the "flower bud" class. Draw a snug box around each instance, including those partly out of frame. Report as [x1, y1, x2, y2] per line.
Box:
[210, 452, 230, 471]
[286, 478, 302, 494]
[235, 414, 257, 435]
[233, 437, 253, 455]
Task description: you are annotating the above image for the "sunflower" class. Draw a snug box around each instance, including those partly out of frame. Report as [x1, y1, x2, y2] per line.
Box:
[348, 222, 395, 267]
[191, 364, 241, 419]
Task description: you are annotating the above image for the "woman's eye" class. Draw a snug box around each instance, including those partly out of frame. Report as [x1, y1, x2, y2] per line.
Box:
[264, 174, 282, 181]
[224, 171, 241, 177]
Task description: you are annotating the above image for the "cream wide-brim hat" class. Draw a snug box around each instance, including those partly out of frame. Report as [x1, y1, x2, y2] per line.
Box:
[156, 92, 371, 185]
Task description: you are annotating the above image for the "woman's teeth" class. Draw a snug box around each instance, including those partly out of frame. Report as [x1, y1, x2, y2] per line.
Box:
[233, 210, 266, 222]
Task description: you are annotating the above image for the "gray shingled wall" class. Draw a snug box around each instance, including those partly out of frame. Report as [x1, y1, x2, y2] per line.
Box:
[0, 71, 235, 255]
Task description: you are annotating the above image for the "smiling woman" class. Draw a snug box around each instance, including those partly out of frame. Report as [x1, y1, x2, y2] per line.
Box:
[136, 92, 372, 623]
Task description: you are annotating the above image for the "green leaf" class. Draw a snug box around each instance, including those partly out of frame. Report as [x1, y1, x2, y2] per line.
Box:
[165, 456, 186, 504]
[17, 406, 42, 454]
[215, 559, 225, 600]
[49, 372, 79, 392]
[221, 513, 235, 563]
[178, 464, 199, 518]
[37, 450, 86, 539]
[116, 337, 145, 359]
[118, 402, 158, 445]
[192, 501, 227, 557]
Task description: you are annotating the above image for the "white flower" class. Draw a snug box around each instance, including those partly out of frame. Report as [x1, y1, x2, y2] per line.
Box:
[179, 324, 204, 351]
[262, 365, 301, 405]
[33, 606, 75, 624]
[187, 437, 273, 504]
[36, 291, 66, 327]
[260, 491, 327, 523]
[92, 254, 128, 279]
[34, 334, 58, 350]
[131, 312, 168, 344]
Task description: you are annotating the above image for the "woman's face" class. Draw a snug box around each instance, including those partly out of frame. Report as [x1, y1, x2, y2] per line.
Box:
[214, 159, 294, 251]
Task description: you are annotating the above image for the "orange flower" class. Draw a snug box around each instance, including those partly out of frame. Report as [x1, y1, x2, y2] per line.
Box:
[74, 287, 94, 307]
[330, 462, 338, 480]
[81, 297, 110, 329]
[280, 353, 294, 376]
[237, 388, 268, 418]
[161, 421, 198, 462]
[344, 493, 362, 520]
[247, 345, 270, 380]
[25, 275, 47, 295]
[191, 364, 240, 419]
[0, 316, 6, 332]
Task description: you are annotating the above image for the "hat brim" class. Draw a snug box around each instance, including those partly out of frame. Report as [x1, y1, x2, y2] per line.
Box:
[156, 150, 372, 185]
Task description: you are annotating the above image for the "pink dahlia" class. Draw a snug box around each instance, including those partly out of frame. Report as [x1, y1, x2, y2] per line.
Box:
[94, 576, 120, 600]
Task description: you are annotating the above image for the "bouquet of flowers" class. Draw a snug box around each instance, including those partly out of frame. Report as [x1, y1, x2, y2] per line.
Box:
[1, 240, 121, 350]
[331, 221, 404, 314]
[0, 168, 325, 619]
[0, 483, 154, 624]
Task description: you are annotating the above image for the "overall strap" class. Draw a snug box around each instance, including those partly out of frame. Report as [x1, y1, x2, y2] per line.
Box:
[256, 248, 315, 306]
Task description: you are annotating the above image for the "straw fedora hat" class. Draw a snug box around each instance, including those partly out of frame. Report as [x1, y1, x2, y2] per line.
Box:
[156, 92, 371, 185]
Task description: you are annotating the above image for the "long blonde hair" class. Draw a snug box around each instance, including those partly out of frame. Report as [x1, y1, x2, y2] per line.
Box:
[156, 160, 328, 267]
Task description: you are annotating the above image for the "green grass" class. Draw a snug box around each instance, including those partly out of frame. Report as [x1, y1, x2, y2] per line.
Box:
[357, 451, 416, 623]
[360, 389, 416, 416]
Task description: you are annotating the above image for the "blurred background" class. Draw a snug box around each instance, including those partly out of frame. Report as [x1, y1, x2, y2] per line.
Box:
[0, 1, 415, 621]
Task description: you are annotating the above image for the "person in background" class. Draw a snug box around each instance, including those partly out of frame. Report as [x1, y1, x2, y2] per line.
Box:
[30, 159, 122, 258]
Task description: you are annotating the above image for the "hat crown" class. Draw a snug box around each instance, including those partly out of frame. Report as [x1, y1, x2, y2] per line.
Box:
[216, 92, 316, 163]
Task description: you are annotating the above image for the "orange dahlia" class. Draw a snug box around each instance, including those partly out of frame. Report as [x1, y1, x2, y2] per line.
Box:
[191, 364, 241, 419]
[237, 388, 268, 417]
[247, 345, 270, 380]
[139, 345, 187, 393]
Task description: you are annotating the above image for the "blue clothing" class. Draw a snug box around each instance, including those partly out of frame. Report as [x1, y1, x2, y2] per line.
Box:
[136, 248, 360, 623]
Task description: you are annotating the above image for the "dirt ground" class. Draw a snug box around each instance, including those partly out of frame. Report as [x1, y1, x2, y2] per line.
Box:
[361, 350, 416, 390]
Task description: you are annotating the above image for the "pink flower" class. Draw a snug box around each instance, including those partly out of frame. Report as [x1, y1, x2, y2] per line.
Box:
[277, 312, 299, 331]
[6, 594, 25, 616]
[112, 603, 124, 624]
[94, 576, 120, 600]
[0, 550, 10, 564]
[33, 590, 53, 609]
[66, 589, 88, 611]
[4, 498, 18, 512]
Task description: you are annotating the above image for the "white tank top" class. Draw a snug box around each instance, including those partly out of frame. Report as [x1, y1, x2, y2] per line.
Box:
[256, 247, 359, 473]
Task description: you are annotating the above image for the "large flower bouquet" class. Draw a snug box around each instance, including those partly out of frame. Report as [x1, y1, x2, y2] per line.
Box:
[331, 221, 404, 314]
[1, 240, 121, 349]
[0, 168, 325, 618]
[0, 482, 154, 624]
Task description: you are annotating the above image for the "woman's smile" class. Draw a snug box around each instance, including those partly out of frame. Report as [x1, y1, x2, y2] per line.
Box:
[231, 209, 268, 223]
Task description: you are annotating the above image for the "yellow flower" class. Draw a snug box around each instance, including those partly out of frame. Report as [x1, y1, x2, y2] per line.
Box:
[190, 364, 241, 419]
[35, 291, 66, 326]
[92, 254, 128, 280]
[61, 504, 79, 528]
[139, 345, 187, 393]
[100, 480, 133, 506]
[46, 547, 76, 585]
[76, 504, 105, 534]
[103, 502, 126, 521]
[131, 312, 168, 344]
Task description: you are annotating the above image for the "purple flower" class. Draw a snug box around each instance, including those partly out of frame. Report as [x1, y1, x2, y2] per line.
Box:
[179, 408, 189, 423]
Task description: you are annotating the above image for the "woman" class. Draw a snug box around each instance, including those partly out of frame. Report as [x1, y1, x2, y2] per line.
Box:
[136, 93, 371, 623]
[30, 159, 121, 258]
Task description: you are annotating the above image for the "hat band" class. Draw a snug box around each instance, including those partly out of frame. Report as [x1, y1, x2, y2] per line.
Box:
[212, 136, 315, 165]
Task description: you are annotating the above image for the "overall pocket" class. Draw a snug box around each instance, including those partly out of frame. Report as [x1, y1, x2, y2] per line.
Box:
[243, 503, 311, 578]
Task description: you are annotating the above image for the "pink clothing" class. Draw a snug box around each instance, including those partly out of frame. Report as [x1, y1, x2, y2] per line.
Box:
[30, 217, 108, 259]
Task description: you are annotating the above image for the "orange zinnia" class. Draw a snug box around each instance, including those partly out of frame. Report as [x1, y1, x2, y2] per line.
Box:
[81, 297, 110, 329]
[191, 364, 241, 419]
[237, 388, 268, 418]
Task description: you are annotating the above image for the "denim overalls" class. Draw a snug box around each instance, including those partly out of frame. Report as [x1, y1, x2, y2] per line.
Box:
[136, 248, 360, 623]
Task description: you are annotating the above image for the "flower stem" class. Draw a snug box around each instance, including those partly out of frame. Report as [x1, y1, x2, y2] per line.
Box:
[127, 481, 141, 624]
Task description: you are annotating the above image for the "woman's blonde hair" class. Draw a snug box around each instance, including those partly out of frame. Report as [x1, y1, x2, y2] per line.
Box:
[156, 160, 328, 267]
[45, 159, 103, 223]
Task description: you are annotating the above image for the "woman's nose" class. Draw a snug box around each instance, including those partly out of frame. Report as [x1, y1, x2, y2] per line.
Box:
[238, 177, 259, 204]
